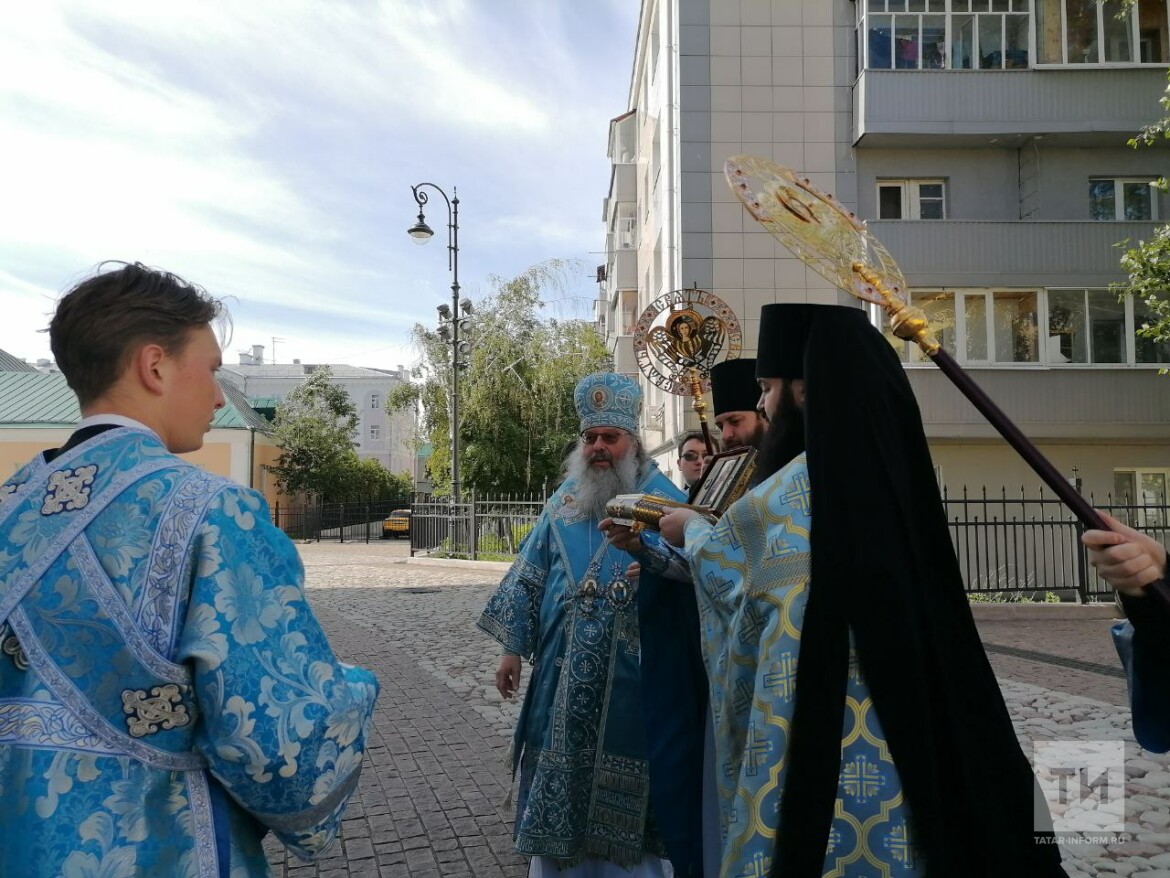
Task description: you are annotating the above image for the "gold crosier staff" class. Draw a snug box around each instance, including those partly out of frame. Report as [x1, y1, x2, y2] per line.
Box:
[725, 154, 1170, 616]
[687, 366, 715, 457]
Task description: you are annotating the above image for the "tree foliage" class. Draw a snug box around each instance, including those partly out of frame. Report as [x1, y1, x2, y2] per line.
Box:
[267, 367, 412, 502]
[389, 260, 611, 495]
[1111, 69, 1170, 352]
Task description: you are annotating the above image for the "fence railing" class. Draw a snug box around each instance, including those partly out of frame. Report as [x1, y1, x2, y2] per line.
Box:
[271, 486, 1169, 602]
[942, 486, 1170, 602]
[409, 492, 546, 561]
[272, 497, 414, 542]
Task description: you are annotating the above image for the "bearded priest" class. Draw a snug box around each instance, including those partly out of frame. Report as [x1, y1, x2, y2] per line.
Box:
[478, 372, 707, 878]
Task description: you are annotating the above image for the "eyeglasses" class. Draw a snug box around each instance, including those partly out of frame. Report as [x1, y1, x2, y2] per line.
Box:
[580, 430, 624, 446]
[679, 451, 703, 462]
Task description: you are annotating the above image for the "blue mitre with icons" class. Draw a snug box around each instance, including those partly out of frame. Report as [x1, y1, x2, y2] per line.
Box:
[574, 372, 641, 435]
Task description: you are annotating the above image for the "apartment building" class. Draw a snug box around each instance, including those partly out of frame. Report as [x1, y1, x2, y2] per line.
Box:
[601, 0, 1170, 503]
[220, 345, 417, 479]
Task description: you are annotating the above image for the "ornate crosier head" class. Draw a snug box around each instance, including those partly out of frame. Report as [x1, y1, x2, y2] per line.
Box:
[724, 155, 940, 356]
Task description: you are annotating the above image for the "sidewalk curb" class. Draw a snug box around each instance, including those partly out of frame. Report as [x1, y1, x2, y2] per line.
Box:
[969, 602, 1122, 621]
[405, 556, 512, 575]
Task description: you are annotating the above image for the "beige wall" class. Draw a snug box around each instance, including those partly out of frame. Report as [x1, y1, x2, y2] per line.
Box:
[0, 427, 287, 509]
[929, 440, 1170, 503]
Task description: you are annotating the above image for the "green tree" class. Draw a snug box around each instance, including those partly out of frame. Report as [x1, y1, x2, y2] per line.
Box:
[267, 366, 360, 501]
[389, 261, 611, 495]
[1111, 69, 1170, 353]
[343, 456, 414, 500]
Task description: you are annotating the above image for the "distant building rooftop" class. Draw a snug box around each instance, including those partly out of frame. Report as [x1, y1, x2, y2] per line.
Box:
[222, 363, 400, 380]
[0, 348, 36, 373]
[0, 372, 271, 431]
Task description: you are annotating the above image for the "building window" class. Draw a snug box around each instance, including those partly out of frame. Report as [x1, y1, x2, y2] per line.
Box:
[370, 425, 380, 441]
[1114, 468, 1170, 526]
[877, 180, 946, 219]
[1134, 294, 1170, 363]
[862, 0, 1028, 70]
[370, 392, 381, 409]
[1036, 0, 1170, 64]
[1046, 289, 1126, 363]
[891, 287, 1170, 366]
[1089, 177, 1158, 221]
[992, 290, 1040, 363]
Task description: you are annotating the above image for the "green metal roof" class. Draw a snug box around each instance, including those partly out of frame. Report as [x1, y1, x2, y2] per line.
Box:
[0, 372, 80, 424]
[0, 371, 270, 431]
[217, 380, 273, 430]
[0, 349, 36, 372]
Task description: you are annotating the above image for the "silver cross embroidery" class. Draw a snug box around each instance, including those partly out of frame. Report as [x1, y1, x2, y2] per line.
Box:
[122, 684, 191, 737]
[41, 465, 99, 515]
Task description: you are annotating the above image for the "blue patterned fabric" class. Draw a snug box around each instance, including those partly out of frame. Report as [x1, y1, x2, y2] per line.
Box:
[477, 461, 689, 869]
[573, 372, 642, 435]
[0, 427, 378, 877]
[683, 454, 925, 876]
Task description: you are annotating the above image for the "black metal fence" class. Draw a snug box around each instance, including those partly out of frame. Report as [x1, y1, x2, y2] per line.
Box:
[272, 497, 414, 542]
[942, 486, 1170, 602]
[271, 486, 1168, 602]
[409, 492, 546, 561]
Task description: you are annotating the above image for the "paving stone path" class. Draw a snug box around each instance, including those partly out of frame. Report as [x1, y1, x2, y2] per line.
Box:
[262, 542, 1170, 877]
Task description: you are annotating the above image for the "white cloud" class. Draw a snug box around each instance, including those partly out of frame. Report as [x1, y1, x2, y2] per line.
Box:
[0, 1, 636, 370]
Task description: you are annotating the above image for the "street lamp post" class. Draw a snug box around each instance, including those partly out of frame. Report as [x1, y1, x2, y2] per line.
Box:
[408, 182, 472, 503]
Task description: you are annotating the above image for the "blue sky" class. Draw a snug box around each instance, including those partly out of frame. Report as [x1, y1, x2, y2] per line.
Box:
[0, 1, 638, 369]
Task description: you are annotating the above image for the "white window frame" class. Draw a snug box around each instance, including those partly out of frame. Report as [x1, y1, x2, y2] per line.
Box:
[859, 0, 1170, 69]
[859, 0, 1031, 70]
[370, 424, 381, 441]
[1033, 0, 1170, 66]
[887, 287, 1170, 368]
[370, 392, 381, 409]
[877, 179, 947, 220]
[1113, 467, 1170, 527]
[1089, 177, 1160, 221]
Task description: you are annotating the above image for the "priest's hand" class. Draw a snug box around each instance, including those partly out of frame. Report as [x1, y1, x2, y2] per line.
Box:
[1082, 511, 1168, 597]
[626, 561, 641, 581]
[600, 518, 643, 554]
[495, 653, 522, 699]
[660, 508, 702, 547]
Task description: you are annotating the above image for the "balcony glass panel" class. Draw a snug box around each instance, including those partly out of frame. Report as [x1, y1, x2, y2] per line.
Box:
[978, 15, 1003, 67]
[869, 14, 894, 67]
[1005, 14, 1029, 66]
[1104, 0, 1135, 61]
[951, 14, 976, 67]
[966, 293, 989, 360]
[1139, 0, 1169, 62]
[993, 291, 1040, 362]
[1065, 0, 1101, 62]
[896, 19, 921, 67]
[1089, 291, 1126, 363]
[923, 15, 947, 66]
[1135, 297, 1170, 363]
[1047, 289, 1089, 363]
[910, 291, 957, 362]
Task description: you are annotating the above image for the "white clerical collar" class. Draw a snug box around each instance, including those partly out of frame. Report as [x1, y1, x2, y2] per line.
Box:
[76, 414, 160, 441]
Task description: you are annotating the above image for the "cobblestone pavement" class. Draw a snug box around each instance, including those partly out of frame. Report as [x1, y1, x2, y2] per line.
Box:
[264, 542, 1170, 877]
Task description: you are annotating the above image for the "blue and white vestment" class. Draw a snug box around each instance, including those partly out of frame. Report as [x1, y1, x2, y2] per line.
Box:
[0, 426, 378, 877]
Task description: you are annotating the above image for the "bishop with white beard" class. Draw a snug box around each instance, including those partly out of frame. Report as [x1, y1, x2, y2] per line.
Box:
[477, 372, 708, 878]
